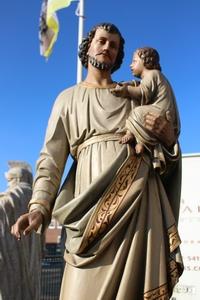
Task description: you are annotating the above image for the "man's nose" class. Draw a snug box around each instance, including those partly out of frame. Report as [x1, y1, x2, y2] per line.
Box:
[103, 42, 110, 50]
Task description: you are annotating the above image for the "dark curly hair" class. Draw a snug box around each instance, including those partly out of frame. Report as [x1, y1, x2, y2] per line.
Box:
[136, 47, 162, 71]
[78, 23, 125, 74]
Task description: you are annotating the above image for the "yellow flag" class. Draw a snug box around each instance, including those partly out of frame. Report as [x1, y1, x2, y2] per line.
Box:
[39, 0, 72, 58]
[47, 0, 72, 20]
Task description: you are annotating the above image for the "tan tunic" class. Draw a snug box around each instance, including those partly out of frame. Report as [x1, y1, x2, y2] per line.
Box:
[29, 82, 183, 300]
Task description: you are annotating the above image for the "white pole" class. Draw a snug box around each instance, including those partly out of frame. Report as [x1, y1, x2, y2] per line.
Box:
[77, 0, 84, 83]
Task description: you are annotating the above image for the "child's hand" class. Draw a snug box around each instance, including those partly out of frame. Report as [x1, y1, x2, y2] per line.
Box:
[110, 84, 129, 98]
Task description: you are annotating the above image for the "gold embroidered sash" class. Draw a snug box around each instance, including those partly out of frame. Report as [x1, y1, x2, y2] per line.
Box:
[78, 151, 142, 252]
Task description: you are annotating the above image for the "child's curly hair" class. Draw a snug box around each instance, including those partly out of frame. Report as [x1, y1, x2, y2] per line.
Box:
[136, 47, 162, 71]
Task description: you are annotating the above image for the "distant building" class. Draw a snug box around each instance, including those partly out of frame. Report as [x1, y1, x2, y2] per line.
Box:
[172, 154, 200, 300]
[45, 218, 62, 244]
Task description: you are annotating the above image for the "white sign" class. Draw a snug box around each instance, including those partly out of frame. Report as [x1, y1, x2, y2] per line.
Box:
[171, 154, 200, 300]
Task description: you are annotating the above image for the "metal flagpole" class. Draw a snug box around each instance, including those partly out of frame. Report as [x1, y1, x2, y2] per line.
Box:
[76, 0, 84, 83]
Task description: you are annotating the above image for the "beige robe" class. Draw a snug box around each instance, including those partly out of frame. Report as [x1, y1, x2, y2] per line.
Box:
[29, 82, 183, 300]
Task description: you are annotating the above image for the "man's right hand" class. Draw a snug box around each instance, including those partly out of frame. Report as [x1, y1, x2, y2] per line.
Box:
[11, 210, 43, 240]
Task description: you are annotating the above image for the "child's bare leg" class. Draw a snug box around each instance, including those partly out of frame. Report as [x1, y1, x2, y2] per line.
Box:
[135, 143, 144, 154]
[120, 131, 134, 144]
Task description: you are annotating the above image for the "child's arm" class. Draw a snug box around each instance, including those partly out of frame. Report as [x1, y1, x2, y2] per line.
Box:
[111, 81, 142, 100]
[126, 85, 142, 101]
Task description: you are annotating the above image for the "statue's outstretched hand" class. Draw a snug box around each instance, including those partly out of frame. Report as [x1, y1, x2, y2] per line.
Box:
[11, 210, 43, 240]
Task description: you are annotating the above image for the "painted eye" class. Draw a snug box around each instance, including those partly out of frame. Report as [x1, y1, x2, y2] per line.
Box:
[98, 39, 105, 45]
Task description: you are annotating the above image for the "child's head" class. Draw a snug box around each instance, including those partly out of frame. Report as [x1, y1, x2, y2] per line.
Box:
[136, 47, 161, 71]
[130, 47, 161, 78]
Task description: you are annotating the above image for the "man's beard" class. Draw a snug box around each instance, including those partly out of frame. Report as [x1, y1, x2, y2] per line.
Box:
[88, 56, 114, 71]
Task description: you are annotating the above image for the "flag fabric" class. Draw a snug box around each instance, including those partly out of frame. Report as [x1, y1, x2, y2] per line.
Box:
[39, 0, 72, 58]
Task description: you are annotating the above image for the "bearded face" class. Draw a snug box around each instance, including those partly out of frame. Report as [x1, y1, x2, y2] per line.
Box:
[88, 55, 114, 71]
[87, 28, 120, 72]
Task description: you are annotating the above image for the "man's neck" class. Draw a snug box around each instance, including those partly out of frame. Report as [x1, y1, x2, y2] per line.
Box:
[84, 66, 113, 87]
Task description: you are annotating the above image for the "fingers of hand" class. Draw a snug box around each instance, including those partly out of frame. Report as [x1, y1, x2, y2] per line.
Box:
[11, 213, 30, 239]
[144, 113, 157, 130]
[23, 222, 38, 236]
[119, 137, 127, 144]
[110, 87, 121, 95]
[11, 211, 43, 239]
[116, 87, 123, 92]
[11, 224, 21, 240]
[111, 87, 123, 97]
[145, 113, 167, 133]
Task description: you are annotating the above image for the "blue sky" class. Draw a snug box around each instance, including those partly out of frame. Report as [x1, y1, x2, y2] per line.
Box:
[0, 0, 200, 191]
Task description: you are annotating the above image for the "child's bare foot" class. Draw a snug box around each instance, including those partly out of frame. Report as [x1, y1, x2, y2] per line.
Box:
[135, 143, 144, 154]
[120, 131, 134, 144]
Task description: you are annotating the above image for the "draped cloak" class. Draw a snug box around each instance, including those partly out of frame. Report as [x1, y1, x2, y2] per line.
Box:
[29, 82, 183, 300]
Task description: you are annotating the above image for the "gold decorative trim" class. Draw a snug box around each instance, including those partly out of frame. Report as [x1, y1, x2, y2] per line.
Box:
[168, 259, 180, 288]
[144, 283, 168, 300]
[144, 260, 181, 300]
[168, 224, 181, 252]
[79, 153, 142, 251]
